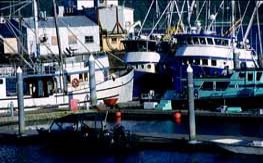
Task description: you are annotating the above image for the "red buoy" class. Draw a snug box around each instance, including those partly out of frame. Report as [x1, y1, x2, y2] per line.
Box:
[115, 111, 122, 118]
[175, 112, 181, 119]
[173, 112, 182, 124]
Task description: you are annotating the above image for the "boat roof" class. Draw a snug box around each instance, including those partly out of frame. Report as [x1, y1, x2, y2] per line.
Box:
[23, 16, 97, 28]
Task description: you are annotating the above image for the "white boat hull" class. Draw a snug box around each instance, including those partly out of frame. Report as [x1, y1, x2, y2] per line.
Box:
[0, 69, 134, 111]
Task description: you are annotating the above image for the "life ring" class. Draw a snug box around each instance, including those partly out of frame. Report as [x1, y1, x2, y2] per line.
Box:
[72, 78, 79, 88]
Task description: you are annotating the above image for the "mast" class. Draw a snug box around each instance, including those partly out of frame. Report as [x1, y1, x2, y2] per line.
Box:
[18, 0, 22, 64]
[243, 1, 263, 46]
[33, 0, 39, 58]
[52, 0, 65, 93]
[231, 0, 235, 38]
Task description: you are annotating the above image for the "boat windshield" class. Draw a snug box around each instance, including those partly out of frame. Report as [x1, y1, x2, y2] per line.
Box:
[123, 40, 156, 52]
[177, 35, 230, 47]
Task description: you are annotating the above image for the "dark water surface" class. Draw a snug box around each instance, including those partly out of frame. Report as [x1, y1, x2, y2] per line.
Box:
[1, 117, 263, 162]
[0, 143, 262, 163]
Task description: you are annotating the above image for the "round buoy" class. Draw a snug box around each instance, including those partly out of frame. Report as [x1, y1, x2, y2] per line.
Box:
[115, 111, 122, 118]
[173, 112, 181, 119]
[173, 112, 182, 124]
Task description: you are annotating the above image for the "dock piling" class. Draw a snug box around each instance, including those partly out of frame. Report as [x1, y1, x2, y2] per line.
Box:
[187, 65, 196, 143]
[9, 101, 14, 117]
[233, 51, 240, 69]
[17, 67, 25, 135]
[89, 54, 97, 107]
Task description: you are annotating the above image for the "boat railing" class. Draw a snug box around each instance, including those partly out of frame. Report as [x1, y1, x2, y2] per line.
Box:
[0, 65, 16, 77]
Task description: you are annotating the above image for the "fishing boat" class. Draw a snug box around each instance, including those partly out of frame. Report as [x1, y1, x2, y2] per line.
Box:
[37, 112, 135, 150]
[0, 0, 134, 111]
[122, 0, 178, 98]
[0, 53, 134, 111]
[169, 0, 263, 92]
[165, 68, 263, 110]
[212, 138, 263, 155]
[123, 38, 172, 98]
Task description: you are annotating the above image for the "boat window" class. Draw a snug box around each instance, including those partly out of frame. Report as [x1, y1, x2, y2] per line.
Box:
[201, 82, 213, 90]
[138, 42, 147, 51]
[111, 37, 117, 44]
[181, 38, 188, 45]
[141, 65, 144, 69]
[0, 79, 2, 84]
[85, 36, 94, 43]
[239, 72, 245, 78]
[79, 74, 83, 82]
[67, 75, 70, 82]
[187, 37, 193, 44]
[222, 39, 229, 46]
[214, 39, 221, 45]
[207, 38, 213, 45]
[202, 59, 208, 65]
[248, 73, 253, 81]
[194, 59, 200, 65]
[147, 64, 151, 69]
[60, 122, 77, 132]
[182, 58, 188, 65]
[6, 78, 16, 96]
[135, 65, 138, 69]
[256, 72, 262, 81]
[84, 73, 88, 81]
[199, 37, 206, 44]
[148, 42, 156, 51]
[188, 58, 193, 64]
[216, 82, 230, 91]
[211, 60, 217, 66]
[193, 37, 199, 44]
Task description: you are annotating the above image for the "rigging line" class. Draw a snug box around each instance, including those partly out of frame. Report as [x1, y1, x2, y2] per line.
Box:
[5, 19, 35, 70]
[137, 0, 155, 37]
[106, 51, 124, 64]
[207, 1, 224, 31]
[0, 1, 28, 11]
[236, 1, 250, 38]
[9, 18, 59, 65]
[256, 8, 263, 58]
[194, 0, 206, 24]
[149, 0, 174, 37]
[8, 1, 31, 18]
[5, 19, 35, 67]
[236, 0, 243, 37]
[175, 0, 186, 34]
[0, 1, 31, 3]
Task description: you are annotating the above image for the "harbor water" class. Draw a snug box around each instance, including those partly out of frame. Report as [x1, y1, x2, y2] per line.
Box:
[1, 116, 263, 162]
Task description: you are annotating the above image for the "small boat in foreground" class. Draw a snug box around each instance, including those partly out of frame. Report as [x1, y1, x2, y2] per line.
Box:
[212, 138, 263, 155]
[37, 113, 136, 150]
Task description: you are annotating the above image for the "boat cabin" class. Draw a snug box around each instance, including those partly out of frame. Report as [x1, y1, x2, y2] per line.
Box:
[122, 39, 157, 52]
